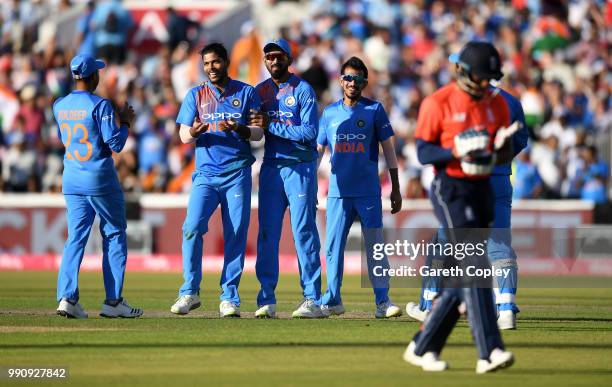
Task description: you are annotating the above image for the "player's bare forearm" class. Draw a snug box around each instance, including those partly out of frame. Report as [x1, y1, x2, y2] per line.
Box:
[316, 144, 325, 170]
[389, 168, 402, 214]
[381, 137, 398, 169]
[381, 137, 402, 213]
[179, 124, 197, 144]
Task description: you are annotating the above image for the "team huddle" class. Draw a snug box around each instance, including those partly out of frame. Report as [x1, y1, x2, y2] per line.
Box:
[53, 39, 526, 374]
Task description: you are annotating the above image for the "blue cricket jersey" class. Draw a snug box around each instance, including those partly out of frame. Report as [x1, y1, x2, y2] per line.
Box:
[53, 90, 128, 195]
[318, 97, 394, 198]
[255, 74, 319, 166]
[492, 88, 528, 175]
[176, 79, 261, 176]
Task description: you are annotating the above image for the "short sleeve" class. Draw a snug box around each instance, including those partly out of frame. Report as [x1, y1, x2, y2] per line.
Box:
[374, 103, 394, 142]
[317, 109, 328, 146]
[245, 86, 262, 113]
[176, 88, 197, 127]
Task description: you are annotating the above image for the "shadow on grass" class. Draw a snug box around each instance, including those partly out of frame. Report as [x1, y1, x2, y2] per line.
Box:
[512, 369, 612, 375]
[520, 317, 612, 322]
[1, 342, 610, 350]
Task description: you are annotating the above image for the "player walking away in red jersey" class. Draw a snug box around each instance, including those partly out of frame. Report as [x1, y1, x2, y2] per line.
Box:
[403, 41, 518, 373]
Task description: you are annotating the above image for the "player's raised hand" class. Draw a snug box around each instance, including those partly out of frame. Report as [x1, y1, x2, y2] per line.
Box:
[118, 102, 135, 128]
[249, 109, 269, 130]
[218, 118, 238, 134]
[390, 188, 402, 214]
[220, 118, 251, 139]
[189, 117, 209, 138]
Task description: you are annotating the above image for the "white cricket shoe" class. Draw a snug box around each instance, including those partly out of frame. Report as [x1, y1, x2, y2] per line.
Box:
[476, 348, 514, 374]
[403, 341, 449, 372]
[170, 295, 201, 315]
[375, 301, 402, 318]
[497, 310, 517, 330]
[292, 299, 323, 318]
[255, 304, 276, 318]
[56, 299, 88, 319]
[219, 300, 240, 318]
[100, 299, 143, 318]
[405, 302, 428, 322]
[320, 304, 345, 317]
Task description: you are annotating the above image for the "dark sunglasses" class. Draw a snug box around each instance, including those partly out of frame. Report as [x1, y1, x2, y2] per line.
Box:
[265, 53, 288, 61]
[340, 74, 367, 84]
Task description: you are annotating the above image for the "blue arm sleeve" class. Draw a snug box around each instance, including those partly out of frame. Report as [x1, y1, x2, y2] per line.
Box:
[375, 103, 394, 142]
[52, 99, 62, 141]
[267, 85, 318, 142]
[96, 100, 128, 153]
[176, 89, 197, 126]
[510, 99, 528, 156]
[246, 87, 262, 116]
[317, 110, 328, 146]
[416, 139, 454, 165]
[500, 89, 528, 156]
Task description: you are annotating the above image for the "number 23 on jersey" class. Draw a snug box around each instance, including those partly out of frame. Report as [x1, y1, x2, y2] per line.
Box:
[60, 123, 92, 161]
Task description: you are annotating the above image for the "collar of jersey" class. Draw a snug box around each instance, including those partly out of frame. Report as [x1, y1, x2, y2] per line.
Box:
[340, 97, 362, 111]
[271, 73, 296, 89]
[206, 78, 233, 99]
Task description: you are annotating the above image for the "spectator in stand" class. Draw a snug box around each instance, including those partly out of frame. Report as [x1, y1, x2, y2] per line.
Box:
[2, 131, 37, 192]
[15, 84, 44, 144]
[75, 1, 97, 57]
[512, 150, 543, 200]
[165, 7, 200, 52]
[91, 0, 134, 64]
[579, 146, 609, 204]
[0, 0, 608, 203]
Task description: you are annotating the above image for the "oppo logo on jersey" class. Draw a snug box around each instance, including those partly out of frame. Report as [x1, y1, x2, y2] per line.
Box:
[201, 112, 242, 120]
[267, 111, 294, 118]
[334, 133, 366, 141]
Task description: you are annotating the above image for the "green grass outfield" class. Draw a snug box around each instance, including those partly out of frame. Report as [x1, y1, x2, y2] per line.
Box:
[0, 272, 611, 387]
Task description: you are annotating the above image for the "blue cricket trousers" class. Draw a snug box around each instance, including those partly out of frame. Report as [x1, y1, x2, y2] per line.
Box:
[179, 167, 251, 305]
[256, 161, 322, 306]
[57, 191, 127, 303]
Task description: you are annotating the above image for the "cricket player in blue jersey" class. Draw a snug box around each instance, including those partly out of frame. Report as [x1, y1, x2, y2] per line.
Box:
[316, 57, 403, 318]
[54, 54, 142, 319]
[406, 84, 528, 330]
[170, 43, 264, 318]
[249, 39, 322, 318]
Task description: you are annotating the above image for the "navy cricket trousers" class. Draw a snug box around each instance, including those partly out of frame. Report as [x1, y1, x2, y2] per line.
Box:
[413, 171, 505, 360]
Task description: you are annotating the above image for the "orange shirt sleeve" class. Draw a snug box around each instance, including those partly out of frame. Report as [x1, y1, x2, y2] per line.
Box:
[415, 96, 443, 143]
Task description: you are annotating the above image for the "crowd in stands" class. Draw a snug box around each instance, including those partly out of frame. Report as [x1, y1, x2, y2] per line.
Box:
[0, 0, 610, 203]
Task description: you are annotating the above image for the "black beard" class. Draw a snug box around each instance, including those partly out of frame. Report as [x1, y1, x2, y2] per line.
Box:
[270, 65, 289, 80]
[345, 91, 361, 101]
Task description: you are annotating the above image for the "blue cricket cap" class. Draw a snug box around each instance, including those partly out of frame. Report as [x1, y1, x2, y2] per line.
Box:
[70, 54, 106, 79]
[263, 38, 292, 58]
